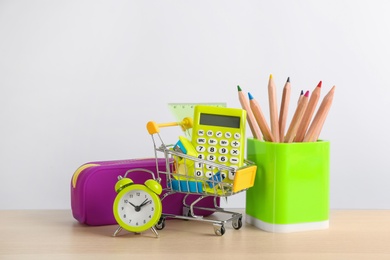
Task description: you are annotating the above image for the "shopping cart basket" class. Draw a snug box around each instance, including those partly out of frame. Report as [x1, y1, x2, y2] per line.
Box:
[146, 117, 257, 236]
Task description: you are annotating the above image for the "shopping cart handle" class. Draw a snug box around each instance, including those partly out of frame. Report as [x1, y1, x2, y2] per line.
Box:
[147, 117, 193, 134]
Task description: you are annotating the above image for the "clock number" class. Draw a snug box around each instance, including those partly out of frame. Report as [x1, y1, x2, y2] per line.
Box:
[129, 194, 133, 198]
[123, 214, 126, 218]
[124, 199, 128, 203]
[136, 192, 140, 196]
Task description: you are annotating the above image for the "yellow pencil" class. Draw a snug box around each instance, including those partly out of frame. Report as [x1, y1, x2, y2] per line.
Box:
[248, 92, 274, 142]
[268, 74, 280, 142]
[284, 90, 309, 143]
[237, 85, 263, 140]
[294, 81, 322, 142]
[303, 86, 336, 142]
[278, 77, 291, 141]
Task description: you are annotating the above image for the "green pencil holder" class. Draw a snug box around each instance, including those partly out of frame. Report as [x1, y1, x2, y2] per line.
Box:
[245, 138, 330, 233]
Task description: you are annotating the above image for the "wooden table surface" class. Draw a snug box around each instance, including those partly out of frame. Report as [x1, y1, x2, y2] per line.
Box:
[1, 210, 390, 259]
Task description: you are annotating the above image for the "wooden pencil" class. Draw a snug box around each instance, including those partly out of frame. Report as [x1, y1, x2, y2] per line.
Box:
[284, 90, 309, 143]
[237, 85, 263, 140]
[303, 86, 336, 142]
[248, 92, 274, 142]
[294, 81, 322, 142]
[297, 90, 304, 104]
[278, 77, 291, 142]
[268, 74, 280, 142]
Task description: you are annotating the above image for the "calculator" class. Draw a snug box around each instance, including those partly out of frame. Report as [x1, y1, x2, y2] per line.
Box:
[191, 105, 247, 183]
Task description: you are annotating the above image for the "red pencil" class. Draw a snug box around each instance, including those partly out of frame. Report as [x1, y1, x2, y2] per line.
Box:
[303, 86, 336, 142]
[294, 81, 322, 142]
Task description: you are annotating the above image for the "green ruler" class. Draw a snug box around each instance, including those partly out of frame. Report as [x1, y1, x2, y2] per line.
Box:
[168, 102, 227, 136]
[168, 102, 227, 122]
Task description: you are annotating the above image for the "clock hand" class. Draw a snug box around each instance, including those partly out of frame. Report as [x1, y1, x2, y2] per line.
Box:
[139, 199, 151, 208]
[128, 201, 137, 208]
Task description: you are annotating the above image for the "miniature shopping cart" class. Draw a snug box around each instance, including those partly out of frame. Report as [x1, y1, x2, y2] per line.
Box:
[146, 117, 257, 236]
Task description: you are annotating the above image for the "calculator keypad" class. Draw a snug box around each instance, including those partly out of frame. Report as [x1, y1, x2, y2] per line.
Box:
[194, 129, 242, 181]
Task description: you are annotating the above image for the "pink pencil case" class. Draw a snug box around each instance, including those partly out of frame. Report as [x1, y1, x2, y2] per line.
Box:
[71, 158, 218, 226]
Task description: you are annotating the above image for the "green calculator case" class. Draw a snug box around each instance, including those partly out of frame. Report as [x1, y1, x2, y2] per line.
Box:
[191, 105, 247, 183]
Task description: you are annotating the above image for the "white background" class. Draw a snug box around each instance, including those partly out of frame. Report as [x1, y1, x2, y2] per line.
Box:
[1, 0, 389, 210]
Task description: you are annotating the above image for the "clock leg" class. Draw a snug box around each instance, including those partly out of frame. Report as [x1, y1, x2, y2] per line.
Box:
[150, 226, 159, 238]
[113, 226, 123, 237]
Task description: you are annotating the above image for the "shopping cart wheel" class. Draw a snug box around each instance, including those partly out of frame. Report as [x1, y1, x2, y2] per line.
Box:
[155, 217, 165, 230]
[213, 224, 225, 236]
[232, 217, 243, 230]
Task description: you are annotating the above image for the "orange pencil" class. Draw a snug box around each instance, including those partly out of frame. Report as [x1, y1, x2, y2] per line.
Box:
[248, 92, 274, 142]
[237, 85, 263, 140]
[294, 81, 322, 142]
[268, 74, 280, 142]
[278, 77, 291, 141]
[284, 90, 309, 143]
[303, 86, 336, 142]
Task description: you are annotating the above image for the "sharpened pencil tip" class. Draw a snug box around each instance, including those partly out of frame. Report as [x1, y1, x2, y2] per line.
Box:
[237, 85, 242, 91]
[300, 90, 304, 95]
[269, 74, 273, 79]
[317, 81, 322, 88]
[304, 91, 310, 97]
[287, 77, 290, 83]
[248, 92, 254, 100]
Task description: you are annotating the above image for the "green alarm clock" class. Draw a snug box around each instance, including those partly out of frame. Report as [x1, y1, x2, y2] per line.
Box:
[112, 172, 163, 237]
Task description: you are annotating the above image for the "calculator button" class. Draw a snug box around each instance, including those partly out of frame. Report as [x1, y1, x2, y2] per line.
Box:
[219, 140, 229, 146]
[216, 131, 223, 138]
[195, 170, 203, 177]
[197, 138, 206, 144]
[234, 133, 241, 139]
[205, 171, 213, 178]
[207, 154, 216, 161]
[206, 130, 213, 137]
[228, 169, 237, 180]
[197, 154, 205, 160]
[205, 164, 213, 170]
[230, 148, 240, 156]
[231, 140, 240, 148]
[218, 156, 228, 163]
[208, 138, 218, 145]
[208, 146, 217, 153]
[196, 145, 206, 153]
[220, 171, 227, 180]
[225, 132, 232, 138]
[195, 162, 203, 169]
[230, 157, 239, 164]
[197, 129, 205, 136]
[219, 147, 228, 154]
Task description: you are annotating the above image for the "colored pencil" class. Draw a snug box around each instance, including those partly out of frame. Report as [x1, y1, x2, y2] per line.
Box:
[248, 92, 274, 142]
[294, 81, 322, 142]
[278, 77, 291, 141]
[303, 86, 336, 142]
[284, 90, 309, 143]
[237, 85, 263, 140]
[268, 74, 280, 142]
[297, 90, 304, 104]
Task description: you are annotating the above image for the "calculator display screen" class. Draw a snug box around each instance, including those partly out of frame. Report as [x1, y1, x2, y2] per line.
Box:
[199, 113, 241, 128]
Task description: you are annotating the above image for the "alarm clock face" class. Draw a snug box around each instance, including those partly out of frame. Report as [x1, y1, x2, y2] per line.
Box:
[113, 184, 162, 233]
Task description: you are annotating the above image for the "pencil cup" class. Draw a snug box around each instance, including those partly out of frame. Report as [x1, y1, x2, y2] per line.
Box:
[245, 138, 330, 233]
